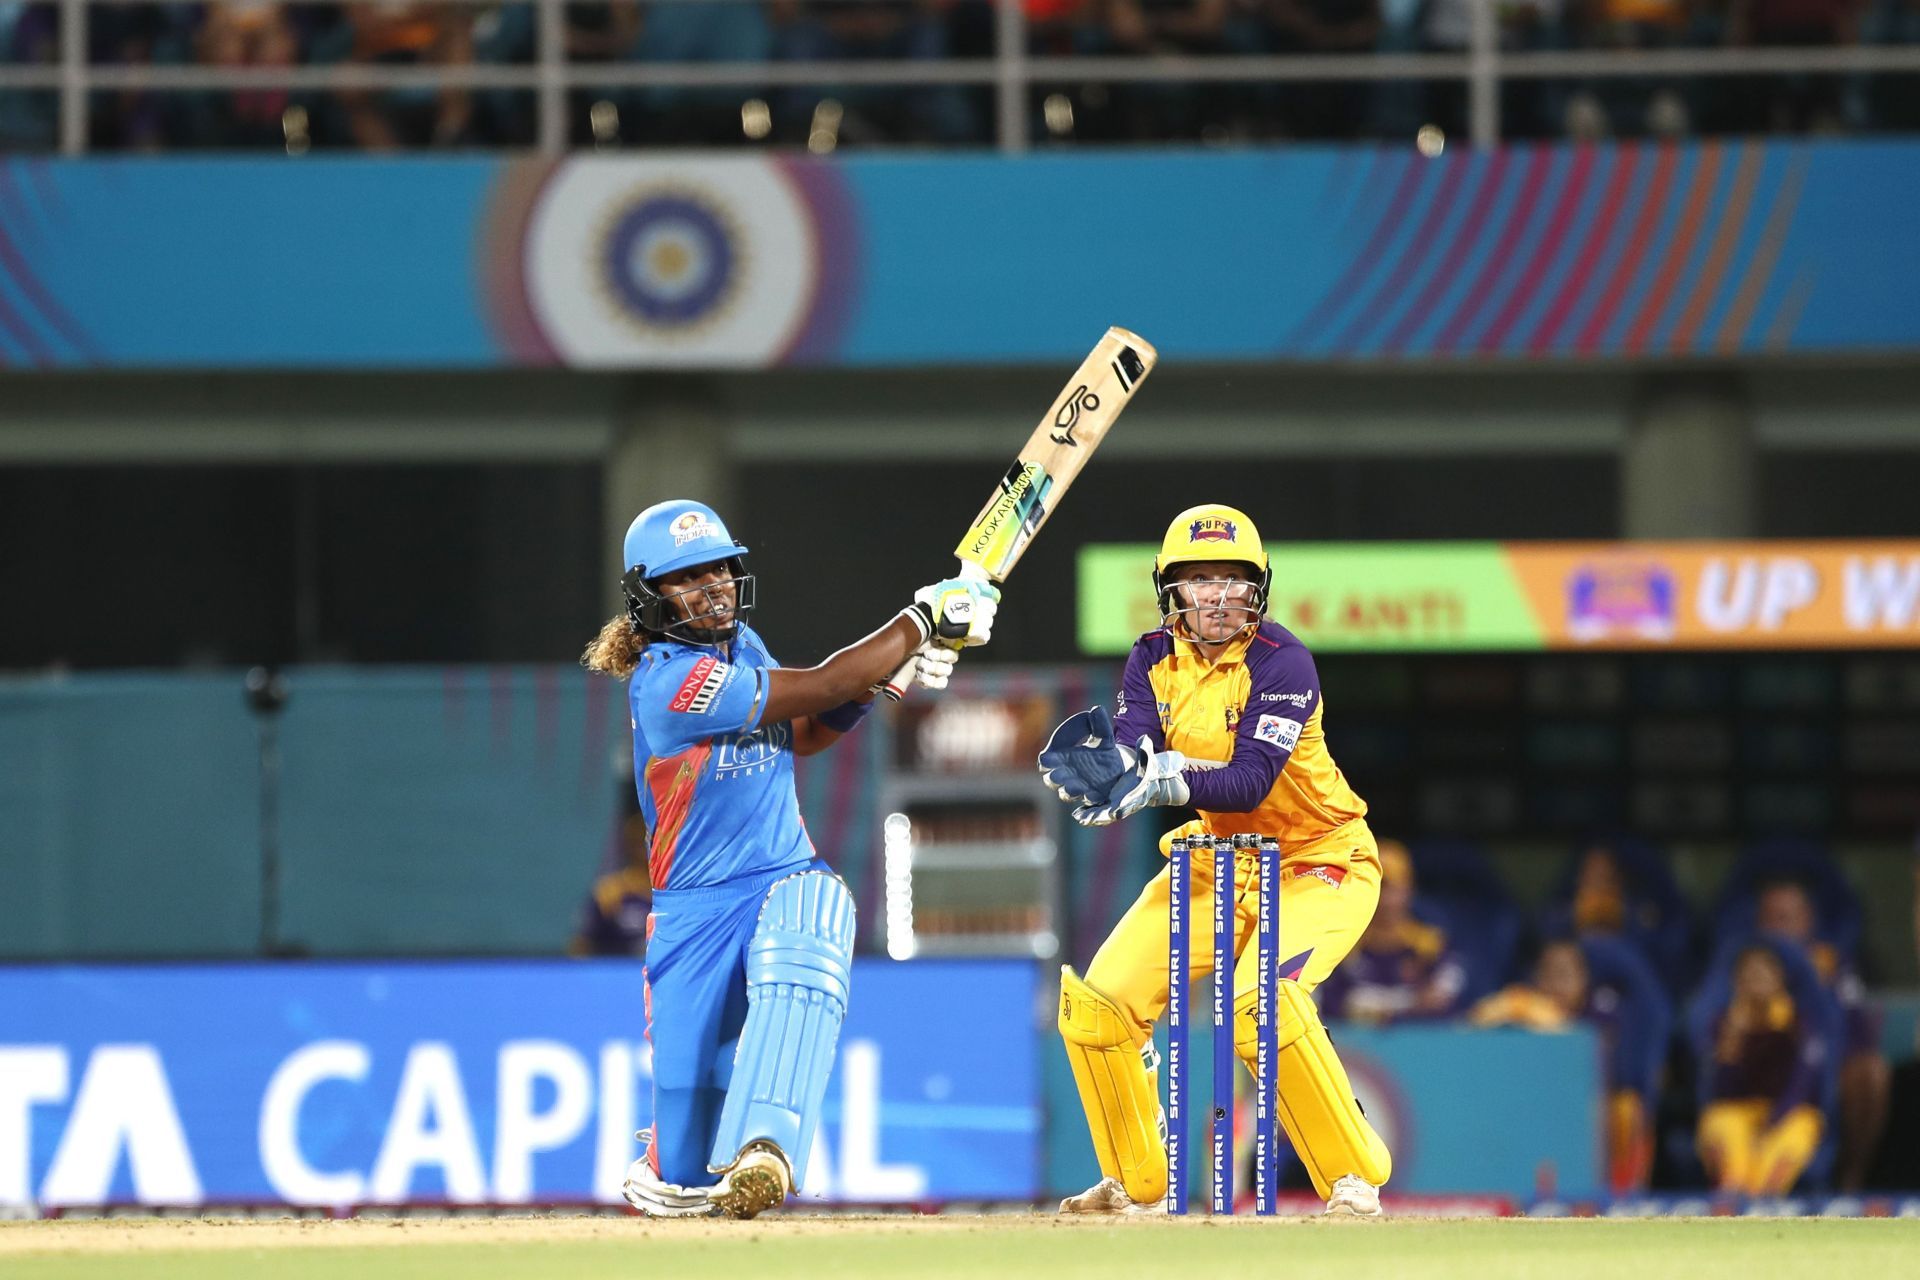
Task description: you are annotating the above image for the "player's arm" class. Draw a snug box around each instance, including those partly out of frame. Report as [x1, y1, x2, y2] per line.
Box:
[1181, 642, 1319, 813]
[758, 577, 996, 727]
[1070, 638, 1318, 825]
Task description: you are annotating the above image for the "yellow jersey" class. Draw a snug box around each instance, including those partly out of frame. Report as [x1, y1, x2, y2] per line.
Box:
[1113, 620, 1366, 861]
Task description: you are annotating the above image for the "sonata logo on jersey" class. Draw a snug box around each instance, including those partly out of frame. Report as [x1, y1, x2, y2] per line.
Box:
[670, 657, 729, 715]
[669, 511, 722, 547]
[1189, 518, 1238, 545]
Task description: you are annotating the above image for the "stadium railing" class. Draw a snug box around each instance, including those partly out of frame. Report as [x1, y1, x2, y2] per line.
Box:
[1, 1, 1919, 154]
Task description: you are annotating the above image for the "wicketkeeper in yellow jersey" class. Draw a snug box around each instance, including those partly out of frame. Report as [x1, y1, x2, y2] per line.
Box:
[1038, 503, 1391, 1216]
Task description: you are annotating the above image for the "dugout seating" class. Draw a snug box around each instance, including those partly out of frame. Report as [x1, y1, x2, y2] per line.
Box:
[1709, 837, 1864, 967]
[1407, 838, 1523, 1006]
[1682, 933, 1844, 1191]
[1541, 835, 1698, 995]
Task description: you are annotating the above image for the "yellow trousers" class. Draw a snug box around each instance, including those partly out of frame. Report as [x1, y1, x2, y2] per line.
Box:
[1086, 818, 1383, 1034]
[1697, 1100, 1824, 1196]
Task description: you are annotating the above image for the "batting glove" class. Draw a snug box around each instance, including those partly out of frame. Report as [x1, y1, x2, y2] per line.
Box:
[1072, 735, 1191, 827]
[906, 577, 1000, 648]
[1038, 705, 1136, 805]
[910, 642, 960, 691]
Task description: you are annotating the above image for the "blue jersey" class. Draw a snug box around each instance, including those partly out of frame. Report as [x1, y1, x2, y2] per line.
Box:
[628, 623, 813, 890]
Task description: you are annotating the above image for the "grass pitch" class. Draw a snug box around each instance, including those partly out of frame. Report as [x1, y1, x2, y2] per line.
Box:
[2, 1214, 1915, 1279]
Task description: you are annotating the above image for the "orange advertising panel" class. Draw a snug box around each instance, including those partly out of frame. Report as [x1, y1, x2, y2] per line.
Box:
[1513, 541, 1920, 649]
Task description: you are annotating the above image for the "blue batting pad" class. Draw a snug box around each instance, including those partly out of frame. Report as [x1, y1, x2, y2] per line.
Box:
[708, 871, 857, 1184]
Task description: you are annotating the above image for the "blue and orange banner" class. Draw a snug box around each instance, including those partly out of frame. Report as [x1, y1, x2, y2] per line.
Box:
[1078, 541, 1920, 654]
[0, 143, 1915, 368]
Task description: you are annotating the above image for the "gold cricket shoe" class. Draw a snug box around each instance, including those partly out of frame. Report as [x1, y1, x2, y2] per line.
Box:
[708, 1139, 793, 1220]
[1058, 1176, 1160, 1216]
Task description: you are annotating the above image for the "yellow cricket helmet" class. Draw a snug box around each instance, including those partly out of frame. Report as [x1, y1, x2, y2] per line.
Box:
[1152, 503, 1272, 625]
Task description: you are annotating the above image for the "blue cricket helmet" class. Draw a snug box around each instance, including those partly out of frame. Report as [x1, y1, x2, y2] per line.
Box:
[620, 500, 755, 641]
[623, 500, 751, 579]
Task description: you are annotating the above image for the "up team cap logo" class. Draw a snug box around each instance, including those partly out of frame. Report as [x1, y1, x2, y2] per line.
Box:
[1189, 516, 1239, 544]
[598, 188, 739, 332]
[670, 510, 723, 548]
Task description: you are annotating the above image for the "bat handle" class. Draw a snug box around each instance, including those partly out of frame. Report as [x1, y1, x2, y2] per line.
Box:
[879, 561, 993, 702]
[878, 654, 919, 703]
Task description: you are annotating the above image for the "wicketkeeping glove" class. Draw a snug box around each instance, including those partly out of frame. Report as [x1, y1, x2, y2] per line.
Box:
[1037, 705, 1135, 805]
[1071, 735, 1191, 827]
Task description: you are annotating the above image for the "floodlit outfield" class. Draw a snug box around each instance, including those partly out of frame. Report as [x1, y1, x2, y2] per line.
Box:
[3, 1215, 1918, 1280]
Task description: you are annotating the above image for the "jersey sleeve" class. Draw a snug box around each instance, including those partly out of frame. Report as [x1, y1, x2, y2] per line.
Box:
[1184, 636, 1321, 813]
[1110, 640, 1165, 753]
[632, 650, 769, 755]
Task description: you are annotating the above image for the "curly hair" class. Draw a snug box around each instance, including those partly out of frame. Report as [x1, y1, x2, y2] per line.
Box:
[581, 613, 648, 679]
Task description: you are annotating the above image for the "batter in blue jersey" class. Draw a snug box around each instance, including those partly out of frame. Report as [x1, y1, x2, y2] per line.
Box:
[581, 499, 1000, 1219]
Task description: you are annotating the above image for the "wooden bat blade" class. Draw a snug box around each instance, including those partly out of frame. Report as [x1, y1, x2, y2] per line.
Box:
[880, 326, 1155, 702]
[954, 326, 1157, 582]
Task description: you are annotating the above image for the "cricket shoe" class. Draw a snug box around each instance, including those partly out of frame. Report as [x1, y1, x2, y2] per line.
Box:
[1058, 1176, 1161, 1216]
[708, 1139, 793, 1220]
[1323, 1174, 1382, 1217]
[620, 1140, 718, 1219]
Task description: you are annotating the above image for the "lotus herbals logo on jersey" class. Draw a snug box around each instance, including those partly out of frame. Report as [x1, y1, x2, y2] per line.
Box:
[669, 510, 722, 547]
[716, 721, 790, 777]
[1189, 517, 1238, 545]
[669, 657, 730, 715]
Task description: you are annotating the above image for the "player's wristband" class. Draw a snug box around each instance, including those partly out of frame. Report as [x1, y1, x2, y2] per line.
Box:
[898, 602, 936, 644]
[816, 699, 874, 734]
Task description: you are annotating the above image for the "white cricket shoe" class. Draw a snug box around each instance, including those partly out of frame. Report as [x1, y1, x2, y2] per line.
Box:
[620, 1141, 719, 1219]
[1324, 1173, 1382, 1217]
[708, 1139, 793, 1220]
[1058, 1176, 1161, 1216]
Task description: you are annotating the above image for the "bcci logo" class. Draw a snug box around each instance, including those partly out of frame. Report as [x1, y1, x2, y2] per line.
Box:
[1189, 517, 1237, 544]
[597, 187, 743, 334]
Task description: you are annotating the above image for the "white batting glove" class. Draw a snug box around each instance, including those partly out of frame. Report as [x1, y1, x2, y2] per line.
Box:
[906, 577, 1001, 648]
[911, 642, 960, 690]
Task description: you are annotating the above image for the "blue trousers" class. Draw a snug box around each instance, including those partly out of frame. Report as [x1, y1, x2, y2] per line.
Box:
[643, 857, 825, 1187]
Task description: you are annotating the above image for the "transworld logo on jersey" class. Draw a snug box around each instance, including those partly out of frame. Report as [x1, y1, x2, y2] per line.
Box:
[715, 720, 791, 777]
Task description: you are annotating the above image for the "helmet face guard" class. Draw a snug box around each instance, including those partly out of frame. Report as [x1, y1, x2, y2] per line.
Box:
[1152, 563, 1270, 637]
[623, 556, 756, 645]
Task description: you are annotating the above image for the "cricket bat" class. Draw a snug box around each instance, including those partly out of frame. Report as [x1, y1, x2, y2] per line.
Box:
[881, 326, 1158, 701]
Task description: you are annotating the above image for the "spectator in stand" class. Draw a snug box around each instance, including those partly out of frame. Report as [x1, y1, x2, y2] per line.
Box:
[1247, 0, 1383, 138]
[1719, 0, 1867, 131]
[1083, 0, 1248, 139]
[0, 2, 57, 149]
[1470, 937, 1664, 1193]
[1563, 0, 1696, 137]
[321, 3, 478, 149]
[572, 810, 654, 958]
[1316, 839, 1468, 1023]
[1696, 943, 1827, 1195]
[1753, 878, 1888, 1191]
[774, 0, 976, 144]
[1416, 0, 1568, 138]
[1541, 837, 1694, 986]
[190, 3, 301, 149]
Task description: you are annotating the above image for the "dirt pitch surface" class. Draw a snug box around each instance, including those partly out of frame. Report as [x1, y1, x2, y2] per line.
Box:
[4, 1213, 1917, 1280]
